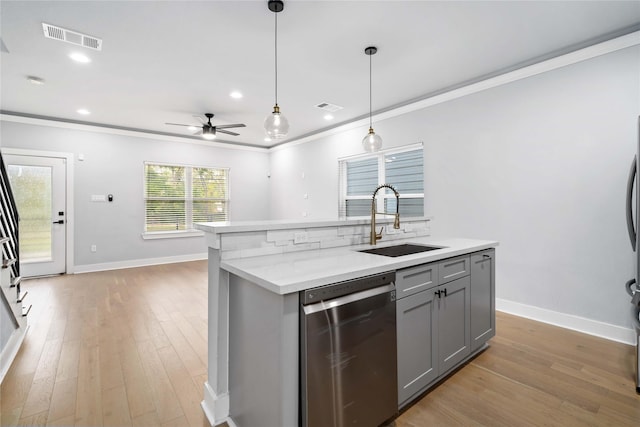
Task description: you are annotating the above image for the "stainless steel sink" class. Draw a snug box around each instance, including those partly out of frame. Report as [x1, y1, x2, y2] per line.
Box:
[358, 243, 444, 257]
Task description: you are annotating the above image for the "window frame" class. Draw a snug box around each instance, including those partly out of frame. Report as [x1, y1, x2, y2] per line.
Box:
[338, 142, 424, 219]
[142, 161, 230, 239]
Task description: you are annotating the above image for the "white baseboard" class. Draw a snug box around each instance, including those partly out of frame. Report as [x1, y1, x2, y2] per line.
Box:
[74, 253, 207, 274]
[201, 381, 236, 427]
[496, 298, 637, 345]
[0, 325, 28, 383]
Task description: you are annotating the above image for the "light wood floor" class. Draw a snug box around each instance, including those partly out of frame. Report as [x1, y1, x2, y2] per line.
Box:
[1, 262, 210, 427]
[1, 261, 638, 426]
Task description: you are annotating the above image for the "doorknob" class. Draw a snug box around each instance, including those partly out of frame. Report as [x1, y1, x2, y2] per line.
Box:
[53, 220, 64, 224]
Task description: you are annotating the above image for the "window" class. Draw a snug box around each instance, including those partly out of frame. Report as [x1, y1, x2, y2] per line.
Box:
[144, 162, 229, 233]
[339, 144, 424, 218]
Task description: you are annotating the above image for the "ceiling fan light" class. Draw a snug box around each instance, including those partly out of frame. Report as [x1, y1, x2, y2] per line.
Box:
[202, 127, 216, 140]
[264, 104, 290, 139]
[362, 127, 382, 152]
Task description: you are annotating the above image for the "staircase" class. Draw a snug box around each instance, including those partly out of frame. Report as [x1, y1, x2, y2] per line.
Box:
[0, 150, 28, 383]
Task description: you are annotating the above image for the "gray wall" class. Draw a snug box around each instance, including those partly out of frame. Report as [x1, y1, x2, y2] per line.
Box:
[269, 46, 640, 331]
[0, 122, 271, 269]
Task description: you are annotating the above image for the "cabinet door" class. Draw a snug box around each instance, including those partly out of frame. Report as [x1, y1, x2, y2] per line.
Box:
[470, 249, 495, 351]
[396, 289, 438, 406]
[437, 276, 470, 375]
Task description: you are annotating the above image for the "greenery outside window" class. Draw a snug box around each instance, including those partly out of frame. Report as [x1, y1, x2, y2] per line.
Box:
[144, 162, 229, 235]
[339, 143, 424, 219]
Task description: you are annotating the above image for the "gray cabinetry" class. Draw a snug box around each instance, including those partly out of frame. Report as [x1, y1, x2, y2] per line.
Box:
[396, 251, 492, 408]
[470, 249, 496, 351]
[436, 276, 470, 374]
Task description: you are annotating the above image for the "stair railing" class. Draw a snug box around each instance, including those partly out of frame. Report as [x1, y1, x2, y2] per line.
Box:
[0, 151, 21, 288]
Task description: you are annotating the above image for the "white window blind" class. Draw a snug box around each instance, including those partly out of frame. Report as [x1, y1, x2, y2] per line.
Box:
[144, 163, 229, 232]
[339, 144, 424, 218]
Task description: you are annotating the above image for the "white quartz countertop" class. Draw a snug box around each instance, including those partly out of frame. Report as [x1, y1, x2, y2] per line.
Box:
[221, 236, 498, 295]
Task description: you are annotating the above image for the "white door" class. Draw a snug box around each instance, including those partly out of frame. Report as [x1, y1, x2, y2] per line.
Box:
[4, 154, 66, 277]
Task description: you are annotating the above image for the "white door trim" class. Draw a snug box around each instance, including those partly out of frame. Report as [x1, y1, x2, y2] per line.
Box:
[1, 148, 75, 274]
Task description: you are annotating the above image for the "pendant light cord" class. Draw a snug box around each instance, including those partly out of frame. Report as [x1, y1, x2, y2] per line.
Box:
[369, 52, 372, 129]
[274, 11, 278, 106]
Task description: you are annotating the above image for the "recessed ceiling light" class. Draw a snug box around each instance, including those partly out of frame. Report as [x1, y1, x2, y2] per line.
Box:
[264, 137, 272, 142]
[187, 126, 198, 131]
[69, 52, 91, 63]
[323, 114, 334, 120]
[77, 108, 91, 115]
[26, 76, 45, 85]
[230, 91, 243, 99]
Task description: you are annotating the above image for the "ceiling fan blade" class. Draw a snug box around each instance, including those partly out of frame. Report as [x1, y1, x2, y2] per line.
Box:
[193, 115, 206, 124]
[165, 122, 197, 127]
[192, 130, 203, 136]
[215, 123, 246, 129]
[216, 129, 240, 136]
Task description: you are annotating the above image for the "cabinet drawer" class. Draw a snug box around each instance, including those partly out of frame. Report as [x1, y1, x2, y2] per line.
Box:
[438, 255, 470, 284]
[396, 263, 438, 299]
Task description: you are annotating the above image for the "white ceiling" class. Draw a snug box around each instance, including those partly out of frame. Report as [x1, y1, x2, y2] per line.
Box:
[1, 1, 639, 149]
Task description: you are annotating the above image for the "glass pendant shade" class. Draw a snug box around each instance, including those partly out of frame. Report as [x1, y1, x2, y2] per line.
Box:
[362, 127, 382, 152]
[264, 104, 290, 139]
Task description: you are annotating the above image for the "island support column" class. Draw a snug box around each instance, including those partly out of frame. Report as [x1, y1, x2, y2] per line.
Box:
[201, 245, 232, 426]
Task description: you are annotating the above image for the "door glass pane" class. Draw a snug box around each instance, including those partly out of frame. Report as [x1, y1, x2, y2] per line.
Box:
[7, 165, 52, 262]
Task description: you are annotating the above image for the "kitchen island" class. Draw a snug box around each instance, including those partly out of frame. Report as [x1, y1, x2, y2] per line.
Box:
[195, 218, 497, 427]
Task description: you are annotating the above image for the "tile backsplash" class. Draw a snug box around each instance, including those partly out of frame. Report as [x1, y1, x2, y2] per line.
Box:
[219, 219, 431, 260]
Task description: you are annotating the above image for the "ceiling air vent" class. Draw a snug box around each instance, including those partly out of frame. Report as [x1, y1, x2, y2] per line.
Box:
[315, 102, 343, 113]
[42, 23, 102, 51]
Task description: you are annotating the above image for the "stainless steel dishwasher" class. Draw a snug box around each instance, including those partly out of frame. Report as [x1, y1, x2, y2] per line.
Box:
[300, 272, 398, 427]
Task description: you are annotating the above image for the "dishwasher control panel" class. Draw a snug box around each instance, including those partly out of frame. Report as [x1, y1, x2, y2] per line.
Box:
[302, 271, 396, 305]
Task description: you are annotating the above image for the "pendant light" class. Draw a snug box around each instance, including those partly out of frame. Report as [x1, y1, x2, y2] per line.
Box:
[264, 0, 289, 139]
[362, 46, 382, 152]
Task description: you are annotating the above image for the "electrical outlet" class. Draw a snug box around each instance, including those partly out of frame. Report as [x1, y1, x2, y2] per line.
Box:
[91, 244, 97, 252]
[294, 232, 308, 244]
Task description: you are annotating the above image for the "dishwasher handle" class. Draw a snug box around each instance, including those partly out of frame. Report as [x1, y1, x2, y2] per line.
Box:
[303, 283, 395, 315]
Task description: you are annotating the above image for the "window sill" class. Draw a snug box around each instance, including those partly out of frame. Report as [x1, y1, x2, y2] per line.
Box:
[141, 230, 205, 240]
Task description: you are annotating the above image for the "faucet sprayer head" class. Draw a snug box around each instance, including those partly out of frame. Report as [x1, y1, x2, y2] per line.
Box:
[393, 213, 400, 229]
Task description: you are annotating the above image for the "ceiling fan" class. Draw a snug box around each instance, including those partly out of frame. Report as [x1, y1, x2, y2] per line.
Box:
[166, 113, 246, 140]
